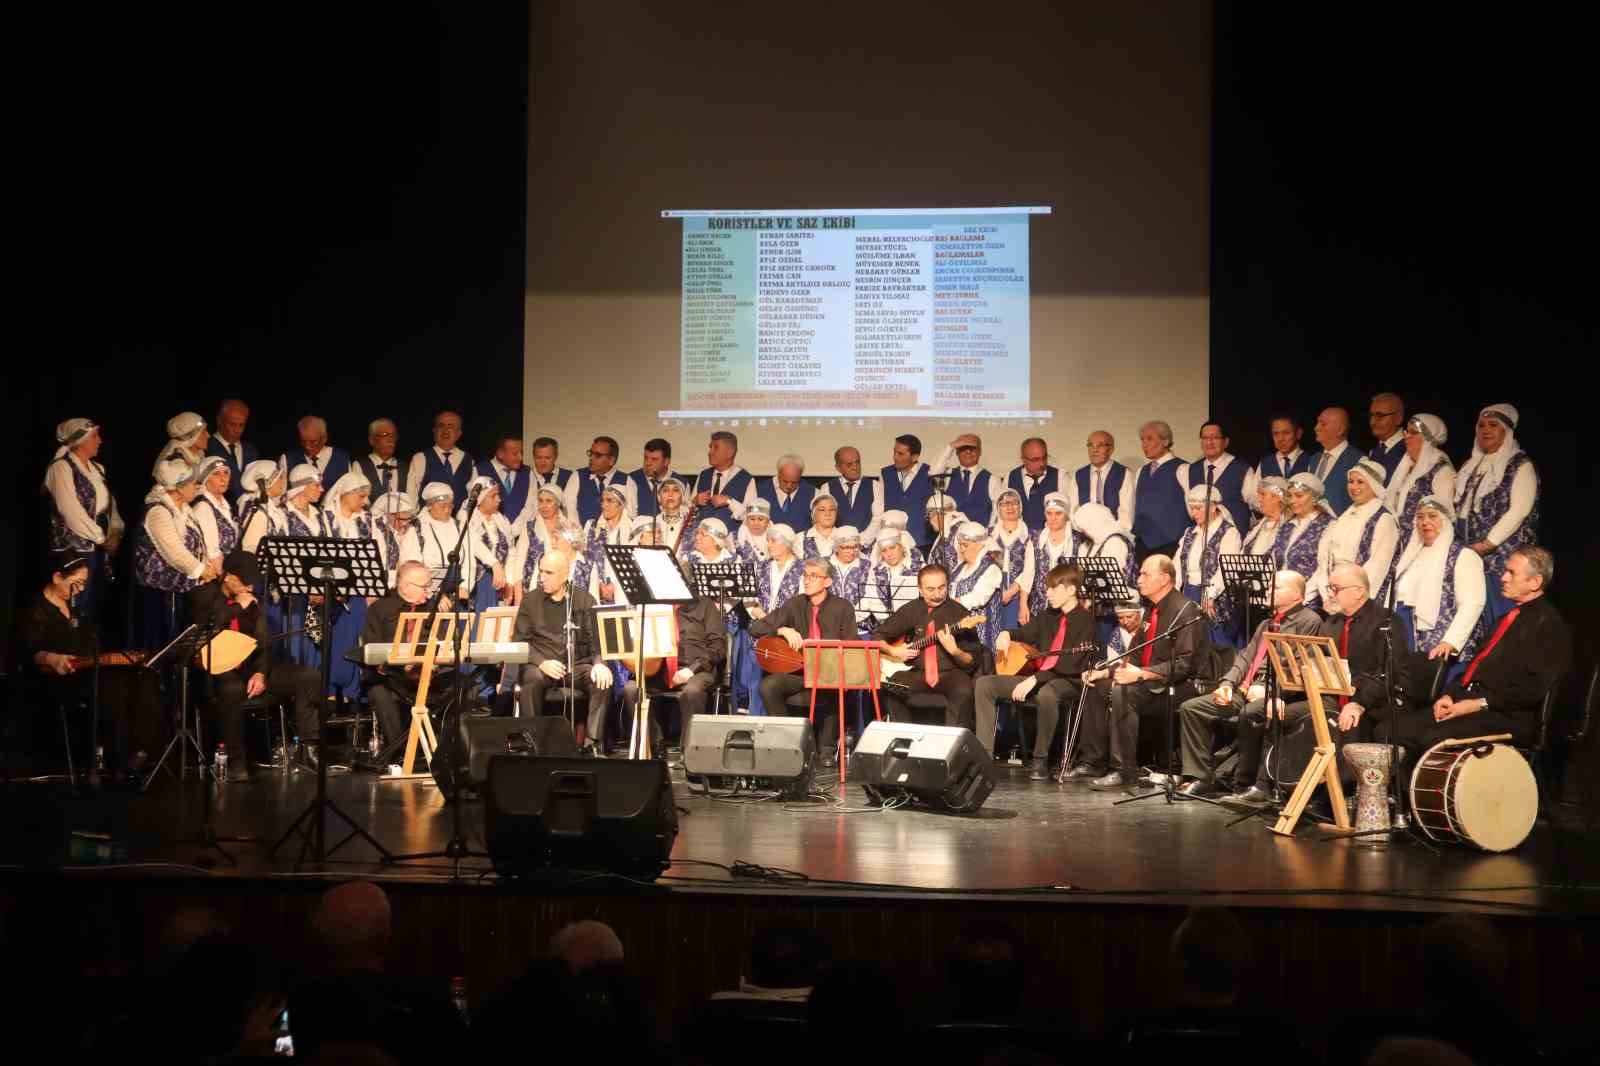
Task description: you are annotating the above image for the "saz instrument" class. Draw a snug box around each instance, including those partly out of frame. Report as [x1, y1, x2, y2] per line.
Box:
[996, 638, 1099, 676]
[67, 650, 149, 670]
[877, 613, 987, 678]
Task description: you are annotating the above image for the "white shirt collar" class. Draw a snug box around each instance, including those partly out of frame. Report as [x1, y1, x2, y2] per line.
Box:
[1197, 452, 1236, 473]
[370, 452, 398, 467]
[1379, 431, 1404, 449]
[1146, 452, 1175, 468]
[1321, 440, 1349, 460]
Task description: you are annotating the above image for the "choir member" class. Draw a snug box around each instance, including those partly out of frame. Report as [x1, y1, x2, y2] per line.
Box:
[882, 434, 935, 542]
[826, 527, 873, 635]
[1320, 458, 1399, 612]
[581, 483, 633, 606]
[1177, 421, 1251, 532]
[403, 481, 464, 601]
[1005, 436, 1059, 531]
[280, 414, 351, 487]
[282, 463, 328, 537]
[205, 398, 256, 506]
[824, 445, 882, 542]
[867, 510, 924, 569]
[236, 459, 287, 555]
[1066, 430, 1134, 530]
[1068, 502, 1138, 591]
[949, 521, 1004, 651]
[510, 485, 579, 591]
[355, 418, 409, 500]
[749, 452, 816, 532]
[627, 437, 689, 518]
[455, 474, 514, 620]
[1175, 484, 1243, 646]
[1280, 473, 1337, 607]
[859, 527, 922, 630]
[736, 499, 773, 566]
[528, 435, 578, 512]
[476, 434, 532, 524]
[192, 456, 240, 571]
[1385, 413, 1456, 543]
[1131, 419, 1187, 560]
[1241, 414, 1313, 509]
[1453, 403, 1540, 622]
[323, 471, 376, 698]
[130, 456, 215, 651]
[573, 435, 629, 526]
[931, 433, 1003, 528]
[800, 493, 842, 560]
[1307, 407, 1359, 515]
[1027, 493, 1078, 618]
[693, 430, 752, 534]
[1366, 391, 1408, 481]
[42, 418, 124, 623]
[1393, 496, 1487, 663]
[153, 411, 209, 475]
[752, 524, 803, 620]
[1239, 477, 1288, 557]
[689, 516, 735, 566]
[406, 409, 472, 508]
[989, 488, 1035, 629]
[370, 490, 419, 589]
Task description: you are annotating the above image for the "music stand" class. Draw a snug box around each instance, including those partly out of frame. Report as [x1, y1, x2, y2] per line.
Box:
[603, 544, 697, 759]
[259, 535, 393, 866]
[802, 639, 885, 786]
[142, 623, 209, 787]
[693, 559, 758, 715]
[1260, 633, 1355, 837]
[1069, 555, 1134, 615]
[1219, 555, 1274, 643]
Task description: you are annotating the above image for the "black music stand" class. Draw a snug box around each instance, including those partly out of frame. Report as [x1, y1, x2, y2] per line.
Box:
[143, 623, 209, 788]
[260, 535, 393, 867]
[1220, 555, 1274, 649]
[1069, 555, 1134, 615]
[605, 544, 698, 758]
[693, 559, 757, 715]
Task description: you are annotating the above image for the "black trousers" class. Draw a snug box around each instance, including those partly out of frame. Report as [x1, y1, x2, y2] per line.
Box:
[211, 661, 322, 756]
[883, 671, 976, 732]
[759, 672, 869, 748]
[1076, 681, 1170, 772]
[972, 674, 1077, 758]
[622, 670, 717, 749]
[516, 667, 611, 747]
[1394, 706, 1534, 781]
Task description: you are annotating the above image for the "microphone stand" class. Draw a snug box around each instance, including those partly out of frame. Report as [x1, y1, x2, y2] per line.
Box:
[1112, 604, 1221, 808]
[69, 587, 103, 787]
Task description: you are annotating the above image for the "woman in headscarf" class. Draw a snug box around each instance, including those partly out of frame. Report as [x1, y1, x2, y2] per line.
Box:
[1393, 495, 1487, 671]
[130, 456, 215, 650]
[825, 527, 873, 636]
[42, 417, 124, 623]
[272, 463, 332, 671]
[925, 497, 965, 575]
[236, 459, 287, 555]
[370, 490, 419, 589]
[949, 520, 1004, 651]
[736, 499, 773, 566]
[403, 481, 464, 604]
[323, 470, 375, 698]
[192, 456, 239, 573]
[1069, 501, 1138, 593]
[651, 476, 695, 557]
[1025, 492, 1078, 620]
[1453, 403, 1539, 621]
[151, 411, 209, 476]
[1239, 476, 1289, 557]
[1280, 473, 1337, 608]
[1175, 484, 1243, 646]
[582, 483, 633, 606]
[1320, 457, 1400, 612]
[869, 509, 925, 569]
[1385, 413, 1456, 543]
[510, 484, 576, 592]
[800, 493, 841, 560]
[988, 488, 1035, 630]
[689, 516, 735, 565]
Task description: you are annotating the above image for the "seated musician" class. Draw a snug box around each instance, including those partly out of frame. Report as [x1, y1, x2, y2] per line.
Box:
[1395, 546, 1569, 764]
[21, 557, 162, 782]
[192, 551, 322, 778]
[747, 557, 859, 766]
[1175, 570, 1322, 798]
[358, 559, 469, 761]
[1231, 562, 1408, 803]
[511, 548, 614, 754]
[872, 563, 980, 733]
[1070, 555, 1203, 790]
[972, 563, 1097, 778]
[620, 594, 727, 755]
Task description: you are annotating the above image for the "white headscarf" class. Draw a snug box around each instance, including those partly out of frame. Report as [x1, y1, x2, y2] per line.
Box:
[992, 487, 1026, 533]
[51, 418, 96, 464]
[1347, 457, 1388, 502]
[1071, 502, 1119, 546]
[1387, 414, 1451, 514]
[737, 507, 773, 560]
[164, 412, 206, 446]
[146, 456, 199, 507]
[371, 491, 417, 520]
[328, 471, 372, 511]
[1454, 403, 1525, 513]
[1287, 472, 1337, 517]
[1394, 496, 1462, 632]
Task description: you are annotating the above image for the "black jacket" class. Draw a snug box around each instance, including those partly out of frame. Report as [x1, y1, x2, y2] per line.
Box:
[875, 598, 985, 676]
[190, 581, 269, 677]
[673, 597, 728, 677]
[1319, 598, 1408, 716]
[1133, 588, 1204, 692]
[513, 584, 601, 669]
[999, 603, 1097, 685]
[748, 592, 858, 643]
[1446, 594, 1570, 717]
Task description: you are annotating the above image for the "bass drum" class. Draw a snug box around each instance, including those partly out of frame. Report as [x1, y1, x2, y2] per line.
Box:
[1261, 710, 1339, 787]
[1409, 739, 1537, 852]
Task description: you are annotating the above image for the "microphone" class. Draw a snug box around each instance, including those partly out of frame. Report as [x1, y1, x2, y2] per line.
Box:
[68, 586, 81, 629]
[466, 480, 485, 512]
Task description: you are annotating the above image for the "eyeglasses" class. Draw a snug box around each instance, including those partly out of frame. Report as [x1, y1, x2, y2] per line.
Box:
[1368, 410, 1398, 420]
[802, 572, 829, 582]
[586, 450, 613, 459]
[1327, 584, 1358, 594]
[955, 444, 979, 452]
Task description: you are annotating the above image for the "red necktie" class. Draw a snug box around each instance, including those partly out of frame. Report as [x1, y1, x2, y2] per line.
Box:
[1461, 607, 1519, 686]
[1037, 614, 1069, 671]
[1140, 606, 1160, 668]
[808, 603, 822, 640]
[1338, 617, 1353, 707]
[1240, 611, 1285, 689]
[923, 618, 939, 687]
[665, 607, 680, 687]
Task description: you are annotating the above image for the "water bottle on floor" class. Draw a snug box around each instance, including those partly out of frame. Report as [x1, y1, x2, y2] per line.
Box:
[450, 976, 470, 1027]
[214, 743, 229, 781]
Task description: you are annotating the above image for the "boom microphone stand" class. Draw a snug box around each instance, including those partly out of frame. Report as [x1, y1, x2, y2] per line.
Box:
[1112, 603, 1220, 808]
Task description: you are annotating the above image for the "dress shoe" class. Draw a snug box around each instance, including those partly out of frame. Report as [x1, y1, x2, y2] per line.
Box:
[1233, 786, 1270, 804]
[1063, 763, 1099, 781]
[819, 749, 838, 769]
[1089, 770, 1130, 790]
[1027, 757, 1049, 781]
[1179, 779, 1218, 797]
[297, 744, 319, 772]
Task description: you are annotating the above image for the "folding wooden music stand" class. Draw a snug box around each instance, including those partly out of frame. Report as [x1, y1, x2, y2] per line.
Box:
[380, 610, 477, 779]
[1262, 633, 1354, 836]
[802, 639, 885, 786]
[595, 603, 680, 760]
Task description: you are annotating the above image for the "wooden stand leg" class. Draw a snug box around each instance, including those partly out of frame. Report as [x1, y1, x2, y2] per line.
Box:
[1272, 745, 1334, 836]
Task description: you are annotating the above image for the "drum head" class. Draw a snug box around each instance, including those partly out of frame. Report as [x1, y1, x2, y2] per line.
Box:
[1452, 744, 1537, 852]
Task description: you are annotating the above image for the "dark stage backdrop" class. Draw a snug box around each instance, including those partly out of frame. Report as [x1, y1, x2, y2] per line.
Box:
[9, 4, 1594, 731]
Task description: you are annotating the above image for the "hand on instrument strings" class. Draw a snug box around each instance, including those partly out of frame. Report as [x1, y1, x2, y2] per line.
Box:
[39, 652, 77, 676]
[246, 672, 267, 699]
[1113, 662, 1144, 686]
[672, 667, 694, 686]
[590, 662, 613, 689]
[935, 626, 960, 655]
[1081, 667, 1107, 683]
[1338, 703, 1364, 732]
[1427, 641, 1456, 660]
[777, 626, 803, 651]
[539, 659, 568, 680]
[1011, 676, 1037, 702]
[888, 643, 917, 663]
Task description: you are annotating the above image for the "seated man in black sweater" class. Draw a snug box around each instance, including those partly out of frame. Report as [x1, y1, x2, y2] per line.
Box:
[873, 563, 982, 732]
[512, 548, 614, 753]
[971, 562, 1097, 778]
[620, 594, 726, 754]
[192, 551, 322, 778]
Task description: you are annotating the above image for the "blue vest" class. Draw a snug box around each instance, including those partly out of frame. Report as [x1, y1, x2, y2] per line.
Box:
[575, 470, 628, 526]
[1187, 458, 1250, 533]
[285, 446, 351, 488]
[1457, 452, 1539, 579]
[756, 477, 817, 531]
[1369, 438, 1407, 482]
[1280, 513, 1332, 586]
[881, 465, 934, 540]
[823, 476, 877, 533]
[944, 467, 994, 527]
[1133, 459, 1187, 550]
[1074, 463, 1127, 520]
[1255, 450, 1312, 482]
[694, 466, 753, 534]
[1356, 506, 1398, 604]
[1310, 446, 1361, 515]
[418, 448, 472, 508]
[628, 469, 692, 517]
[476, 461, 531, 523]
[1007, 466, 1060, 530]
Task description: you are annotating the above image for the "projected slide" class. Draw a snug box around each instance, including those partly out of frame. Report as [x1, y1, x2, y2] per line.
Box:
[661, 207, 1051, 420]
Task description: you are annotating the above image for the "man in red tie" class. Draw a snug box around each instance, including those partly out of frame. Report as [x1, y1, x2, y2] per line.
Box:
[1073, 555, 1204, 790]
[874, 563, 982, 736]
[1398, 547, 1569, 758]
[1176, 570, 1322, 797]
[972, 564, 1098, 777]
[748, 558, 860, 766]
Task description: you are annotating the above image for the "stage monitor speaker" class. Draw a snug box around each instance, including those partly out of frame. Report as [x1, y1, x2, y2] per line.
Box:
[461, 715, 579, 785]
[484, 756, 677, 879]
[847, 721, 996, 812]
[682, 714, 815, 798]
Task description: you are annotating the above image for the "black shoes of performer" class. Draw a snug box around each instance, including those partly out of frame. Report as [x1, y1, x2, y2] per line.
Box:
[819, 749, 838, 770]
[1089, 770, 1132, 790]
[1179, 778, 1219, 797]
[296, 743, 319, 772]
[1062, 763, 1100, 782]
[1027, 757, 1049, 781]
[1233, 786, 1270, 805]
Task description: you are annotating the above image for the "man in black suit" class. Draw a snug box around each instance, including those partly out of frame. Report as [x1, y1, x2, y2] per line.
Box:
[1070, 554, 1204, 790]
[748, 557, 860, 766]
[1231, 562, 1409, 803]
[192, 550, 321, 778]
[512, 548, 614, 753]
[620, 594, 726, 754]
[1398, 546, 1569, 758]
[205, 398, 258, 506]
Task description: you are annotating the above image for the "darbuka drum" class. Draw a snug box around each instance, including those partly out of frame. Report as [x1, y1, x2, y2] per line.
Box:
[1342, 742, 1392, 838]
[1408, 739, 1537, 852]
